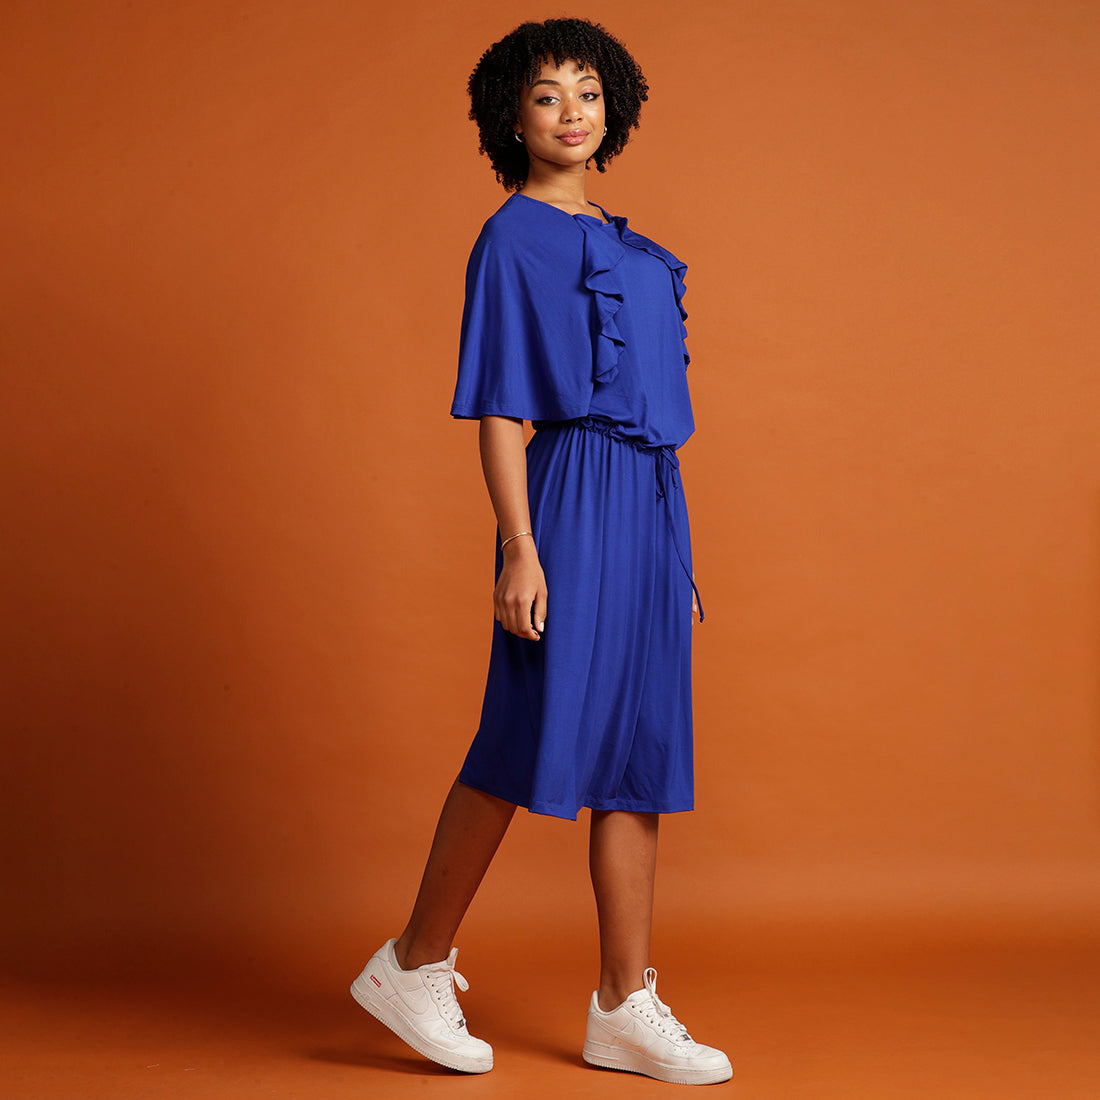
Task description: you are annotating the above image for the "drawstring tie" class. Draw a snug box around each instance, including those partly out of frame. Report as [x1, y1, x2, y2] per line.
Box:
[570, 417, 704, 621]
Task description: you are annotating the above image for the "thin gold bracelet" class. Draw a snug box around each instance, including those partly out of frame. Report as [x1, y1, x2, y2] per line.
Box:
[500, 530, 533, 550]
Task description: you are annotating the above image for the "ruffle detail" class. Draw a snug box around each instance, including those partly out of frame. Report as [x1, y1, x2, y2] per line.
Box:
[575, 208, 691, 384]
[617, 219, 691, 365]
[577, 217, 626, 384]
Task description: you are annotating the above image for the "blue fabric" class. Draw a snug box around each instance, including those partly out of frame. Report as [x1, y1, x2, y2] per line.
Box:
[452, 194, 700, 820]
[452, 193, 692, 441]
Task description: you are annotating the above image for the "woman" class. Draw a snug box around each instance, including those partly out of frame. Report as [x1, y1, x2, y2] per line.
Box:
[351, 18, 731, 1086]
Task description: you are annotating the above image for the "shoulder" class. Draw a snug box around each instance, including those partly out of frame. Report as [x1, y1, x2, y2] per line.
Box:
[471, 194, 581, 259]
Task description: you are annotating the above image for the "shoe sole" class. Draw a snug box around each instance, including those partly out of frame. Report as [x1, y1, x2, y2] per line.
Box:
[583, 1042, 732, 1085]
[350, 973, 493, 1074]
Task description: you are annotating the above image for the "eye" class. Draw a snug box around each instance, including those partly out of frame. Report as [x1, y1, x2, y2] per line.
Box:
[535, 95, 559, 106]
[580, 91, 601, 101]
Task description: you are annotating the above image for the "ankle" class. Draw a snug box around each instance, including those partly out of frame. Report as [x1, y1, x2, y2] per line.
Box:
[394, 932, 449, 972]
[597, 976, 644, 1012]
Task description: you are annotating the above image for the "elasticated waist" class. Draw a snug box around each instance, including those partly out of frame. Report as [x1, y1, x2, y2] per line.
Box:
[546, 417, 703, 620]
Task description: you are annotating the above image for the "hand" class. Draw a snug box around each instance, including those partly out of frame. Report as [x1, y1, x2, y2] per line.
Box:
[494, 539, 547, 641]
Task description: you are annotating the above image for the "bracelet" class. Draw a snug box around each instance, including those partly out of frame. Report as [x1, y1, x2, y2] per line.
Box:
[500, 530, 533, 550]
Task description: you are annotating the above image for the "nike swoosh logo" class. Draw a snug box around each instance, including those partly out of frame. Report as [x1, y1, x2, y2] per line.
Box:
[391, 980, 429, 1016]
[609, 1020, 648, 1047]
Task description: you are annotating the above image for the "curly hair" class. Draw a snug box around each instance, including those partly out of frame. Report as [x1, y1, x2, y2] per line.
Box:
[468, 18, 649, 192]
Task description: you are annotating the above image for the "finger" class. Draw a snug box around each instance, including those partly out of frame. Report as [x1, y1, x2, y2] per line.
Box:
[506, 594, 540, 641]
[517, 603, 541, 640]
[508, 618, 539, 640]
[532, 587, 547, 636]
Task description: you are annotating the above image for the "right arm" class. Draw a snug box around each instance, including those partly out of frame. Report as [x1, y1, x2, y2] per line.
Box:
[479, 415, 547, 641]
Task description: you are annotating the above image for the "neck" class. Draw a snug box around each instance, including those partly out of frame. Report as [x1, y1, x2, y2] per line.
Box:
[520, 159, 589, 209]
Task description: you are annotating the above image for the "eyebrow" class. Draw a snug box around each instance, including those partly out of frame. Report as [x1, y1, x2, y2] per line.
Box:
[531, 74, 601, 88]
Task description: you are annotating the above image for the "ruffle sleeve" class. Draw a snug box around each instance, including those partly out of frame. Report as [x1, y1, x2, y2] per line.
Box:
[451, 199, 609, 422]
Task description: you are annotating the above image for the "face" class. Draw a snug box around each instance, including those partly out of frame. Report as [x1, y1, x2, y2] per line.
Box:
[514, 58, 605, 173]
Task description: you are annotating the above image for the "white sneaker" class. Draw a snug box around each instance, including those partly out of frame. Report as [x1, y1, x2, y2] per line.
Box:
[583, 967, 732, 1085]
[351, 938, 493, 1073]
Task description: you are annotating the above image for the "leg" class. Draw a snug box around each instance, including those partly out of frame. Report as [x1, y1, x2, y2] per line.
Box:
[351, 779, 509, 1073]
[589, 808, 659, 1010]
[584, 809, 733, 1084]
[394, 779, 517, 969]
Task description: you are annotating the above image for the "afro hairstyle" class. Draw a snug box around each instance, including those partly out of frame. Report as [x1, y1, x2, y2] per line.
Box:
[468, 18, 649, 192]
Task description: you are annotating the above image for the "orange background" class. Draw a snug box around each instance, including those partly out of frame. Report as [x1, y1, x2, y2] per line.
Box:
[3, 2, 1099, 1097]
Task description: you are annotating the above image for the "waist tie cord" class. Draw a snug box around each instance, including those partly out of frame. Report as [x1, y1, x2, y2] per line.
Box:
[653, 446, 705, 622]
[557, 418, 704, 621]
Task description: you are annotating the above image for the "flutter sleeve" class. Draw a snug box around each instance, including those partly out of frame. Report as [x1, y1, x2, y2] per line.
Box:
[450, 207, 598, 422]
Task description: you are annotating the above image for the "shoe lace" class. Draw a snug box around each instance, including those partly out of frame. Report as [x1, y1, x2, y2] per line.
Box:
[638, 967, 694, 1045]
[423, 947, 470, 1032]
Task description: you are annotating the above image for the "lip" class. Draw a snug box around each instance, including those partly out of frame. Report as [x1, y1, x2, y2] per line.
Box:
[557, 130, 590, 145]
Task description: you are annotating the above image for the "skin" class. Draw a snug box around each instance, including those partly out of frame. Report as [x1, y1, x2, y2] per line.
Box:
[393, 59, 659, 1014]
[513, 57, 608, 218]
[480, 416, 545, 640]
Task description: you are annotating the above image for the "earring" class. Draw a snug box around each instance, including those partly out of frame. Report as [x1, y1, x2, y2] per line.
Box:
[515, 132, 525, 143]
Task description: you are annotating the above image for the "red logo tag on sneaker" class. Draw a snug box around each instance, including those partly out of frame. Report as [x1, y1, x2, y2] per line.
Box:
[370, 975, 382, 988]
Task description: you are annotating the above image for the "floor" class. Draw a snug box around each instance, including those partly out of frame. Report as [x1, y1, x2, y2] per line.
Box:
[5, 914, 1099, 1099]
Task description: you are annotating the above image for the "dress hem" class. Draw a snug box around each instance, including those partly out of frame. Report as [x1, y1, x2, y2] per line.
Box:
[457, 771, 694, 823]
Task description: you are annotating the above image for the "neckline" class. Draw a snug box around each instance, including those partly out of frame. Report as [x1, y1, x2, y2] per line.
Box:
[515, 192, 613, 225]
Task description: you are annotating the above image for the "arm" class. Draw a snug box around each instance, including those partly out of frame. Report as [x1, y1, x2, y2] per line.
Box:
[479, 415, 547, 641]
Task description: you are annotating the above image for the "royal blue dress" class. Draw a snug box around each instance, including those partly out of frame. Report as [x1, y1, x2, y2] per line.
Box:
[451, 192, 701, 820]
